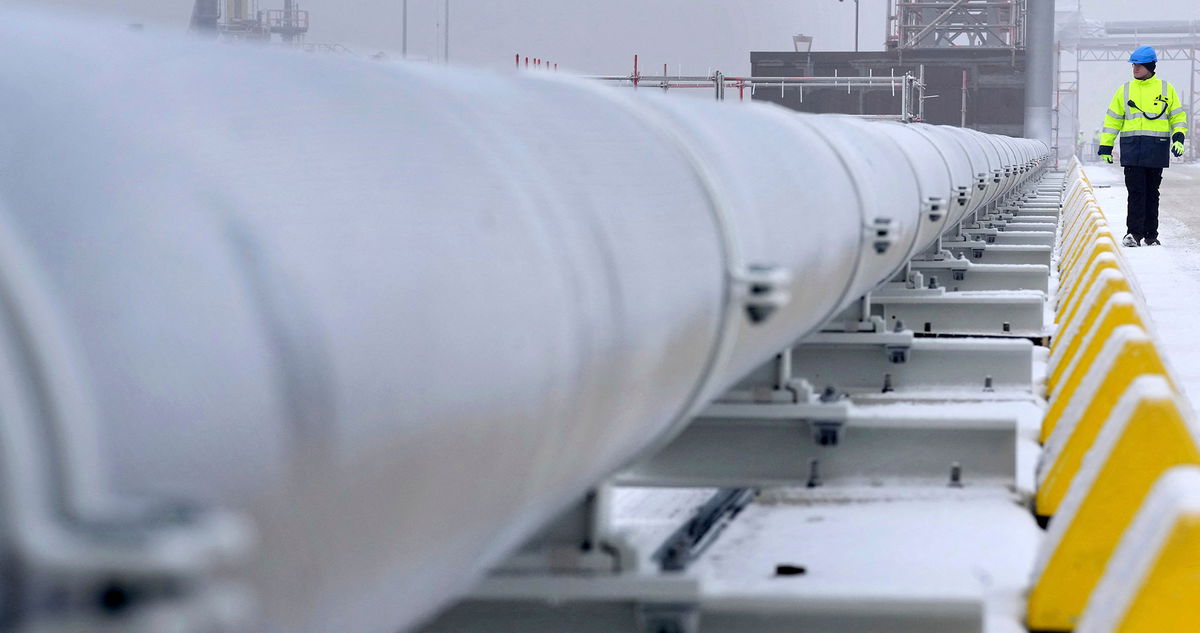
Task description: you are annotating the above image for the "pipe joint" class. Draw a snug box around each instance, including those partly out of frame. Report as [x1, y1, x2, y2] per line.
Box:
[867, 217, 896, 254]
[735, 263, 793, 325]
[925, 197, 947, 222]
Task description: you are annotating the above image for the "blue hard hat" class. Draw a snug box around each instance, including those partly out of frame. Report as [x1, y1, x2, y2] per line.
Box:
[1129, 46, 1158, 64]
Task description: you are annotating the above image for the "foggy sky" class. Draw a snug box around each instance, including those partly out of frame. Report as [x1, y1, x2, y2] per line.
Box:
[27, 0, 1200, 139]
[27, 0, 904, 74]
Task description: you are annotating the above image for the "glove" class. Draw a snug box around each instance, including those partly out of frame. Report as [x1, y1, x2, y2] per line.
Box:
[1173, 141, 1185, 157]
[1102, 154, 1114, 164]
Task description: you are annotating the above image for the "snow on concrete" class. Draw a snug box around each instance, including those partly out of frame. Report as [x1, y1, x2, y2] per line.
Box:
[1084, 163, 1200, 407]
[697, 487, 1041, 633]
[612, 393, 1046, 632]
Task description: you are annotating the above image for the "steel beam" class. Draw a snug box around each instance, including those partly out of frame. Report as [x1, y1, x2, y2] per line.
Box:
[615, 410, 1017, 488]
[871, 289, 1046, 337]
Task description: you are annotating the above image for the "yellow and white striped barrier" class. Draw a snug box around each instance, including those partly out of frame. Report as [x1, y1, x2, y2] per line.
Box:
[1029, 376, 1200, 630]
[1028, 159, 1200, 631]
[1046, 291, 1147, 410]
[1075, 466, 1200, 633]
[1037, 324, 1172, 515]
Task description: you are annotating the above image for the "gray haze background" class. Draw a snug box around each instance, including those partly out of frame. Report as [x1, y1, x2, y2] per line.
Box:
[24, 0, 1200, 144]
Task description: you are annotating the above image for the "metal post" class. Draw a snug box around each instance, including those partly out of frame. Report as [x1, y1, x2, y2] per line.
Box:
[918, 64, 926, 121]
[1191, 48, 1196, 160]
[715, 71, 725, 101]
[961, 70, 968, 127]
[902, 73, 910, 122]
[402, 0, 408, 59]
[281, 0, 294, 43]
[1023, 0, 1053, 144]
[443, 0, 450, 65]
[855, 0, 861, 52]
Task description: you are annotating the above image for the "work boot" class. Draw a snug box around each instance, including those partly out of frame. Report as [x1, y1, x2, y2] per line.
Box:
[1145, 238, 1161, 246]
[1122, 234, 1140, 247]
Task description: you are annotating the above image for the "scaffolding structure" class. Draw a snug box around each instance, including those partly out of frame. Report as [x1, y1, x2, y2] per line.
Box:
[1056, 20, 1200, 162]
[187, 0, 310, 43]
[887, 0, 1026, 50]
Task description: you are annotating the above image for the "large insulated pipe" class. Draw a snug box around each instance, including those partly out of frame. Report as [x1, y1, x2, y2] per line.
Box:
[1024, 0, 1055, 145]
[0, 9, 1048, 633]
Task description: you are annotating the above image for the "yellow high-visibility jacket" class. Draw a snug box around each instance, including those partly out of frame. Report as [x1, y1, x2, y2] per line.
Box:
[1100, 75, 1188, 168]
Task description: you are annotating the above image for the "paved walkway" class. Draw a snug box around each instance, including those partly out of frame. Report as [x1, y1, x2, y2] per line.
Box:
[1084, 162, 1200, 409]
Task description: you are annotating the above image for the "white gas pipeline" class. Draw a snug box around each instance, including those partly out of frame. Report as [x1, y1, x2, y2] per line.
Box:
[0, 9, 1049, 633]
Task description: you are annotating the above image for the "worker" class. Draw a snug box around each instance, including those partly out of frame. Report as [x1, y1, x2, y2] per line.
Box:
[1098, 45, 1188, 246]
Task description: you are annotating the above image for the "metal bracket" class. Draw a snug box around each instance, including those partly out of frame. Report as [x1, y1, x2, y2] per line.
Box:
[954, 185, 971, 207]
[0, 269, 252, 633]
[735, 264, 792, 325]
[493, 486, 638, 576]
[866, 217, 895, 254]
[924, 197, 946, 223]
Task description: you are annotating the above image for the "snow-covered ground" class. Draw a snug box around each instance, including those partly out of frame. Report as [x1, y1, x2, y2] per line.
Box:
[1084, 162, 1200, 410]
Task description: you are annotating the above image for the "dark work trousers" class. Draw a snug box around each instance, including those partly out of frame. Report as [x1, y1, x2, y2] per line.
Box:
[1124, 166, 1164, 240]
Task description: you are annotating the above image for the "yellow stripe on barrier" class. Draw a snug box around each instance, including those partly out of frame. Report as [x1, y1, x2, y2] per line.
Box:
[1061, 222, 1112, 284]
[1048, 289, 1143, 393]
[1060, 223, 1113, 282]
[1063, 180, 1089, 205]
[1038, 326, 1170, 515]
[1061, 190, 1094, 226]
[1060, 208, 1104, 255]
[1056, 235, 1121, 323]
[1050, 266, 1128, 370]
[1060, 198, 1102, 243]
[1061, 200, 1101, 242]
[1075, 467, 1200, 633]
[1042, 316, 1144, 442]
[1027, 376, 1200, 631]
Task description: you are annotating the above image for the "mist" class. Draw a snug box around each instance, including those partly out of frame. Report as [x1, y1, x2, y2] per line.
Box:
[27, 0, 1200, 143]
[31, 0, 888, 75]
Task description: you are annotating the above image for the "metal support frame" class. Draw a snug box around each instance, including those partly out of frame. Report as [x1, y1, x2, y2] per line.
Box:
[908, 259, 1049, 291]
[420, 171, 1065, 633]
[864, 173, 1062, 337]
[727, 335, 1034, 398]
[617, 407, 1017, 488]
[866, 288, 1046, 336]
[431, 588, 984, 633]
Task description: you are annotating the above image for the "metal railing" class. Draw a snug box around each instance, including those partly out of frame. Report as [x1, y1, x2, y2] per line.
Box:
[584, 59, 927, 122]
